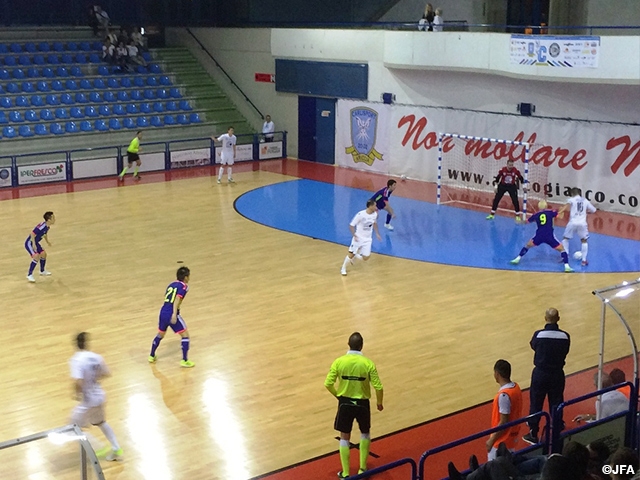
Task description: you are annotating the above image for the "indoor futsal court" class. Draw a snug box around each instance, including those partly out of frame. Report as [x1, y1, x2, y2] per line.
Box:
[0, 158, 639, 480]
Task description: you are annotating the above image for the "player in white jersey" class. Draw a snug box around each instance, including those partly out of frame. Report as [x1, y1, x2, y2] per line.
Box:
[559, 187, 597, 266]
[214, 126, 237, 183]
[69, 332, 123, 461]
[341, 199, 382, 276]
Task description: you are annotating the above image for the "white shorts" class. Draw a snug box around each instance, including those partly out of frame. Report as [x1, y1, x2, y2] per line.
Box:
[349, 237, 372, 257]
[563, 222, 589, 240]
[71, 403, 106, 427]
[220, 153, 235, 166]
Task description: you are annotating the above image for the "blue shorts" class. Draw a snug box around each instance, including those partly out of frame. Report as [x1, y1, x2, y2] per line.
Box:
[158, 312, 187, 334]
[532, 232, 560, 249]
[25, 240, 43, 257]
[375, 200, 386, 210]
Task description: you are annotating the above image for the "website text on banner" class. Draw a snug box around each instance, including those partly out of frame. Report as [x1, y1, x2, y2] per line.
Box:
[335, 100, 640, 216]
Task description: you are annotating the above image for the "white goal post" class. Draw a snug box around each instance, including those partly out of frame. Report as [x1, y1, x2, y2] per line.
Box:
[436, 133, 549, 217]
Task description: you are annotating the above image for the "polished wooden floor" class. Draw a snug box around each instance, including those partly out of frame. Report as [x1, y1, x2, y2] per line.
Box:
[0, 165, 637, 480]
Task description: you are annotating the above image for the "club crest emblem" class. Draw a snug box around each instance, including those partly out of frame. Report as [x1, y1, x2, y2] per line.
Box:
[345, 107, 383, 166]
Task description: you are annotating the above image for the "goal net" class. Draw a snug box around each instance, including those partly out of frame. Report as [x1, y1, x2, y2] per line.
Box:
[436, 133, 549, 216]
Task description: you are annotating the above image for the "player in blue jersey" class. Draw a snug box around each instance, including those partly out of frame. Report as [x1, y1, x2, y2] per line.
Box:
[510, 201, 573, 273]
[148, 266, 195, 367]
[370, 179, 397, 231]
[25, 211, 55, 283]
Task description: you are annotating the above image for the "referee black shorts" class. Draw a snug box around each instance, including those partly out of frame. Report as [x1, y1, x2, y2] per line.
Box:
[334, 397, 371, 434]
[127, 152, 140, 164]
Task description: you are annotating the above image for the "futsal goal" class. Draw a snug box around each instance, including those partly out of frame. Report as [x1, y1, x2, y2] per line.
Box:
[436, 133, 549, 216]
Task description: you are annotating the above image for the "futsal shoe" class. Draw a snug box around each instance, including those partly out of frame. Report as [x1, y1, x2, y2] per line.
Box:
[337, 472, 349, 479]
[134, 174, 141, 181]
[564, 264, 575, 273]
[341, 268, 347, 276]
[358, 468, 367, 474]
[515, 215, 524, 223]
[522, 433, 539, 445]
[581, 259, 589, 266]
[486, 214, 495, 220]
[217, 178, 221, 184]
[384, 223, 394, 231]
[509, 258, 520, 265]
[148, 355, 157, 363]
[118, 176, 124, 182]
[228, 177, 235, 183]
[180, 360, 195, 368]
[40, 270, 51, 276]
[27, 275, 35, 283]
[105, 448, 124, 462]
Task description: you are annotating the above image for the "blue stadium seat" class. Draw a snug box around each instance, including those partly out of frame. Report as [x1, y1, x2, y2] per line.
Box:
[33, 54, 45, 65]
[97, 66, 109, 76]
[85, 106, 98, 117]
[103, 91, 116, 102]
[98, 105, 110, 116]
[146, 76, 158, 86]
[35, 123, 47, 135]
[4, 56, 17, 66]
[142, 52, 152, 62]
[131, 90, 143, 101]
[40, 109, 54, 120]
[3, 126, 16, 138]
[150, 115, 162, 127]
[150, 64, 162, 73]
[38, 42, 50, 52]
[169, 88, 181, 98]
[164, 115, 175, 125]
[22, 82, 35, 93]
[19, 125, 34, 137]
[160, 76, 171, 86]
[9, 110, 23, 122]
[179, 100, 192, 111]
[47, 54, 59, 64]
[126, 104, 138, 114]
[89, 53, 101, 63]
[60, 93, 73, 104]
[80, 79, 92, 89]
[71, 66, 83, 76]
[51, 80, 64, 91]
[6, 82, 19, 93]
[31, 94, 44, 106]
[25, 109, 37, 121]
[157, 89, 168, 99]
[61, 54, 73, 64]
[143, 89, 155, 100]
[10, 43, 21, 53]
[92, 42, 102, 50]
[0, 98, 9, 108]
[76, 54, 87, 64]
[27, 67, 39, 78]
[80, 120, 92, 131]
[109, 118, 121, 130]
[0, 45, 7, 54]
[55, 108, 69, 119]
[177, 114, 189, 125]
[95, 119, 108, 131]
[46, 94, 60, 105]
[152, 102, 164, 112]
[112, 104, 125, 115]
[0, 69, 9, 80]
[124, 117, 136, 128]
[75, 93, 87, 103]
[19, 55, 31, 66]
[65, 79, 78, 90]
[53, 42, 64, 52]
[107, 78, 119, 89]
[93, 78, 106, 89]
[140, 103, 152, 114]
[121, 77, 132, 88]
[134, 77, 145, 87]
[13, 68, 26, 79]
[15, 96, 29, 107]
[89, 92, 101, 102]
[42, 67, 53, 78]
[70, 107, 83, 118]
[57, 67, 69, 77]
[80, 42, 91, 52]
[67, 42, 78, 51]
[137, 116, 149, 128]
[65, 121, 78, 133]
[136, 65, 148, 74]
[117, 91, 129, 101]
[25, 43, 37, 53]
[50, 123, 64, 135]
[0, 111, 6, 123]
[166, 101, 178, 111]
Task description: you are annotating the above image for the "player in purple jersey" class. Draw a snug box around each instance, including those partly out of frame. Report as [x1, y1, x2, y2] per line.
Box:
[148, 266, 195, 368]
[510, 201, 573, 272]
[25, 211, 55, 283]
[370, 179, 397, 231]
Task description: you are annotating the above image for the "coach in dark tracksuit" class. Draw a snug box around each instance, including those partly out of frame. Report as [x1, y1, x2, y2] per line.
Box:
[523, 308, 570, 444]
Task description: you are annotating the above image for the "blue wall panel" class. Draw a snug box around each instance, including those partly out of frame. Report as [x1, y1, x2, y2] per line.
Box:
[275, 59, 368, 99]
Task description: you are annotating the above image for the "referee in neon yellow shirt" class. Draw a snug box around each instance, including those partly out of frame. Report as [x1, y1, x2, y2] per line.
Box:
[325, 332, 384, 478]
[119, 131, 143, 181]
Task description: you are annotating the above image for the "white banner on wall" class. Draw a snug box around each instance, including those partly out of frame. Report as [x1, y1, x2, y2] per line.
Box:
[335, 99, 640, 216]
[73, 157, 117, 179]
[18, 162, 66, 185]
[171, 148, 210, 169]
[258, 141, 283, 160]
[215, 144, 254, 163]
[510, 35, 600, 68]
[138, 152, 166, 172]
[0, 167, 11, 187]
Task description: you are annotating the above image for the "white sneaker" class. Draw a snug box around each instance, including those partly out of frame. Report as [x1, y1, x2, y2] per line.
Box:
[228, 177, 235, 183]
[341, 268, 347, 276]
[384, 224, 394, 231]
[27, 275, 35, 283]
[40, 270, 52, 276]
[217, 178, 221, 184]
[105, 448, 124, 462]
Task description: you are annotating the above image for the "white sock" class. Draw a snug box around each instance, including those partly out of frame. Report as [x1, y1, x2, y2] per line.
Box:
[227, 167, 232, 179]
[581, 242, 588, 261]
[98, 422, 120, 451]
[342, 256, 351, 270]
[218, 167, 224, 180]
[562, 239, 569, 254]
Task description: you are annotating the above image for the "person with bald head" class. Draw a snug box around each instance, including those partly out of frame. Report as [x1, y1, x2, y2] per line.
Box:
[510, 200, 573, 272]
[523, 308, 570, 445]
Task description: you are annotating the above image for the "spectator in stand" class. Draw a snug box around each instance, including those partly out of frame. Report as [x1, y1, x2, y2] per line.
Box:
[105, 28, 118, 46]
[126, 41, 146, 66]
[573, 372, 629, 423]
[117, 27, 129, 46]
[115, 42, 130, 72]
[102, 39, 115, 64]
[587, 440, 611, 480]
[609, 368, 631, 399]
[433, 8, 444, 31]
[262, 114, 275, 142]
[131, 27, 146, 51]
[95, 6, 110, 35]
[607, 448, 639, 480]
[88, 5, 100, 36]
[562, 441, 592, 480]
[418, 3, 435, 31]
[541, 454, 581, 480]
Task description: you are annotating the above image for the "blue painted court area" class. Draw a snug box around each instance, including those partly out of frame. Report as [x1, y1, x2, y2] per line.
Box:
[234, 179, 640, 273]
